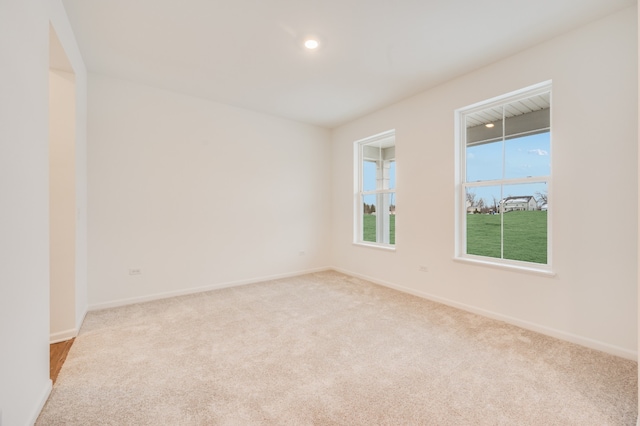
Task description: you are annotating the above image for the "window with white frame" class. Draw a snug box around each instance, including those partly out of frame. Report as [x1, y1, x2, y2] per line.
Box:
[355, 130, 396, 248]
[456, 82, 551, 270]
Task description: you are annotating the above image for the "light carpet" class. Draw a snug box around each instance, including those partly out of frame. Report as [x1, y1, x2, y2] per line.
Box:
[37, 271, 637, 425]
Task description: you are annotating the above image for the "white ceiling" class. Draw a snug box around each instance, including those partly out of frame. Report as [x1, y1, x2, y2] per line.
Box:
[61, 0, 634, 128]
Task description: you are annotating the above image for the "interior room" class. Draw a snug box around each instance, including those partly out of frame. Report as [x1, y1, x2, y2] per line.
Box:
[1, 0, 638, 424]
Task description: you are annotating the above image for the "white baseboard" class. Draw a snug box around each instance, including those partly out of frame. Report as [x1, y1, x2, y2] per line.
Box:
[49, 328, 77, 344]
[49, 308, 88, 343]
[88, 266, 332, 311]
[331, 266, 638, 361]
[29, 379, 52, 425]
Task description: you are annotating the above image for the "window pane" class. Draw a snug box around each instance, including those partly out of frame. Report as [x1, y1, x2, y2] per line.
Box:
[362, 194, 377, 243]
[381, 192, 395, 245]
[389, 209, 395, 245]
[502, 183, 547, 264]
[388, 161, 396, 190]
[363, 161, 377, 192]
[505, 132, 550, 180]
[466, 141, 503, 182]
[363, 158, 395, 191]
[361, 192, 395, 245]
[503, 96, 550, 138]
[466, 108, 503, 183]
[466, 186, 501, 259]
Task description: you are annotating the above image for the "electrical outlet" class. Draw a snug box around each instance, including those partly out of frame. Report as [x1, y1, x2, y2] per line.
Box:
[298, 250, 306, 256]
[418, 265, 429, 272]
[128, 268, 142, 275]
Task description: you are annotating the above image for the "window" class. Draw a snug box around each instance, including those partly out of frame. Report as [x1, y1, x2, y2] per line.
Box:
[455, 82, 551, 271]
[355, 130, 396, 248]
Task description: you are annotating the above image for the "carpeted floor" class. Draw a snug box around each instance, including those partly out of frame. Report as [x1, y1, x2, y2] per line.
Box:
[37, 271, 637, 425]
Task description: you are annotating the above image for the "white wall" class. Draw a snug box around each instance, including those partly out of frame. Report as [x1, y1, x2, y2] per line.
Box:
[0, 1, 50, 423]
[88, 74, 331, 308]
[0, 0, 87, 424]
[49, 69, 77, 341]
[331, 7, 638, 358]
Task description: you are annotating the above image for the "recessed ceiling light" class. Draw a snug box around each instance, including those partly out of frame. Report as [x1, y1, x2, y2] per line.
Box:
[304, 39, 320, 50]
[485, 123, 495, 128]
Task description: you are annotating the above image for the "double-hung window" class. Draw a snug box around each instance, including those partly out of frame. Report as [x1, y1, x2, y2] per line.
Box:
[456, 82, 551, 272]
[355, 130, 396, 248]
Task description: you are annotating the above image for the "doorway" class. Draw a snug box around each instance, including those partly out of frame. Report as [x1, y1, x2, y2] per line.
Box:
[49, 25, 77, 344]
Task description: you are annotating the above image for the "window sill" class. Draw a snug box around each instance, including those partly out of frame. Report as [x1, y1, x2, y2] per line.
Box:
[453, 256, 555, 277]
[353, 242, 396, 252]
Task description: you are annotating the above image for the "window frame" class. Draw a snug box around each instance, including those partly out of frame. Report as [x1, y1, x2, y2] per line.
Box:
[354, 129, 396, 250]
[454, 81, 553, 274]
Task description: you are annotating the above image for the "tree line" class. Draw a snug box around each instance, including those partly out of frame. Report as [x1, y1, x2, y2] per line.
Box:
[363, 203, 396, 214]
[466, 191, 547, 214]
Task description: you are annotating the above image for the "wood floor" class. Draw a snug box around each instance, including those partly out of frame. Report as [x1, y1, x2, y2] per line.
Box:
[50, 338, 74, 384]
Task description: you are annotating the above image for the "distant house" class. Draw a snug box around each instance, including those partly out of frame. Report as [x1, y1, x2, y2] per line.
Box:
[465, 200, 479, 214]
[499, 196, 537, 213]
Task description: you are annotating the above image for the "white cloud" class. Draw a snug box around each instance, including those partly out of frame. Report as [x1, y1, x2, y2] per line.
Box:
[528, 149, 548, 156]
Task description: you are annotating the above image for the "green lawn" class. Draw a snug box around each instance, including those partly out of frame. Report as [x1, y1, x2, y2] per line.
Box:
[362, 211, 544, 261]
[466, 211, 547, 264]
[363, 214, 395, 245]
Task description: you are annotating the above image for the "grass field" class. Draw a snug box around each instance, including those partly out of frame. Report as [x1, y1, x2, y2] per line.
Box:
[466, 210, 547, 264]
[363, 214, 395, 244]
[362, 211, 544, 261]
